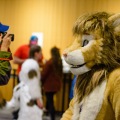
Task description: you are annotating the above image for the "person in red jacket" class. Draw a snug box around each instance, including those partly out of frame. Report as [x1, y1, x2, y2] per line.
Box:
[41, 47, 63, 120]
[13, 35, 38, 75]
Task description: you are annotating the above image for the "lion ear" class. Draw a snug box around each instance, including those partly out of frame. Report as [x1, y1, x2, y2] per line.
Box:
[108, 13, 120, 34]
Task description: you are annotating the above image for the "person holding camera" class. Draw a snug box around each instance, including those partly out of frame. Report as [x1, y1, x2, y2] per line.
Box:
[0, 22, 13, 108]
[0, 22, 13, 85]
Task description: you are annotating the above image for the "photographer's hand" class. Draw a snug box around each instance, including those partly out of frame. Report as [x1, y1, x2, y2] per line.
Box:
[0, 33, 11, 51]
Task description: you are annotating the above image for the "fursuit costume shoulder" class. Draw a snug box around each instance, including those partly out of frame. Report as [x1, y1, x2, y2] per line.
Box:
[61, 12, 120, 120]
[0, 59, 43, 120]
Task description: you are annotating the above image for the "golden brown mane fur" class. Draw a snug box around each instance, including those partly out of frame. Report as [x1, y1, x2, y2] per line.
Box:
[73, 12, 120, 102]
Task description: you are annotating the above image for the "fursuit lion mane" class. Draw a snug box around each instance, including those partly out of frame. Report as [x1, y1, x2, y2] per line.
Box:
[61, 12, 120, 120]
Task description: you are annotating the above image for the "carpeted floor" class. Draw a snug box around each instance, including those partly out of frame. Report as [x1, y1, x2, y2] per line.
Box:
[0, 113, 62, 120]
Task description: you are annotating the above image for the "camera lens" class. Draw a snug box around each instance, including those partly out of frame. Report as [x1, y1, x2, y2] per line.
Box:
[9, 34, 14, 41]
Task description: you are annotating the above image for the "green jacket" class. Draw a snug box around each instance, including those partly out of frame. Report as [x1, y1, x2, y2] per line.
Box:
[0, 51, 12, 85]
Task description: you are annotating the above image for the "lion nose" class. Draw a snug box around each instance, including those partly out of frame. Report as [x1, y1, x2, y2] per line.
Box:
[63, 53, 67, 58]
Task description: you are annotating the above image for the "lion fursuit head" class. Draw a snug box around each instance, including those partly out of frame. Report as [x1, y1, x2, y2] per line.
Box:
[63, 12, 120, 102]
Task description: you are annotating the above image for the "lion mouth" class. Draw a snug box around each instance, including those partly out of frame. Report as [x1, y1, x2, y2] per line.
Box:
[70, 63, 86, 68]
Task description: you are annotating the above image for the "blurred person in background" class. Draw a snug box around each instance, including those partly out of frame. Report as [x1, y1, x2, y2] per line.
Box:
[69, 75, 77, 99]
[41, 46, 63, 120]
[0, 59, 43, 120]
[29, 44, 44, 70]
[13, 35, 38, 76]
[11, 45, 43, 120]
[12, 35, 39, 119]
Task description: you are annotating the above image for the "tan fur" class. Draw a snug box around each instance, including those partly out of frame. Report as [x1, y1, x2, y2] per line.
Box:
[61, 12, 120, 120]
[65, 12, 120, 102]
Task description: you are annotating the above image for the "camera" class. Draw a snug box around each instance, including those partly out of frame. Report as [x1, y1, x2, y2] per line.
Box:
[8, 34, 14, 41]
[0, 32, 14, 41]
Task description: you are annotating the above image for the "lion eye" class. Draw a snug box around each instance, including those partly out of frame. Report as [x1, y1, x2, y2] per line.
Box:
[82, 39, 89, 47]
[81, 34, 94, 47]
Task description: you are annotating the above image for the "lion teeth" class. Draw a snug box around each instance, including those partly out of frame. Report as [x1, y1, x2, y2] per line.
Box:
[70, 63, 86, 68]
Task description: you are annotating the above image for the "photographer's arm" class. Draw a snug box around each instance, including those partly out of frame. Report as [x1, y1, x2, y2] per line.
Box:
[0, 33, 12, 85]
[0, 52, 12, 85]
